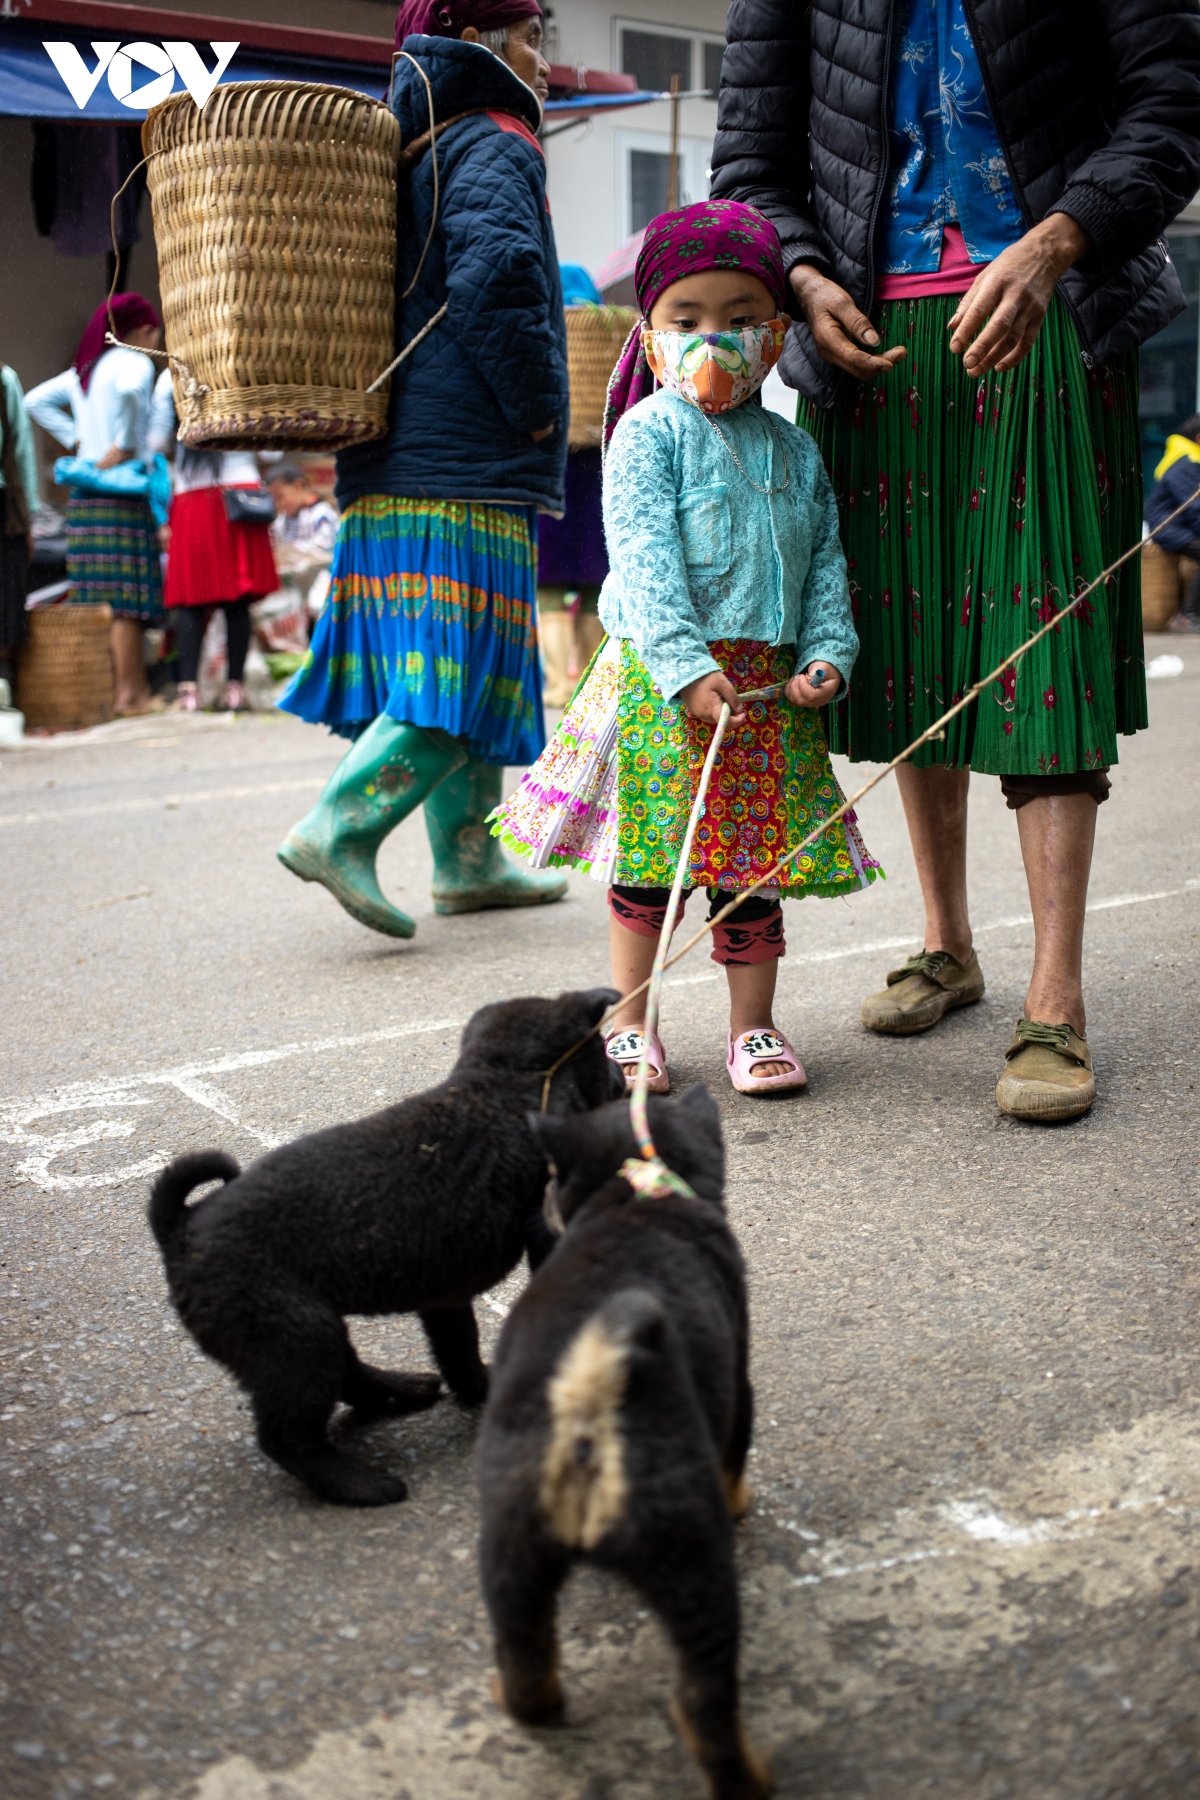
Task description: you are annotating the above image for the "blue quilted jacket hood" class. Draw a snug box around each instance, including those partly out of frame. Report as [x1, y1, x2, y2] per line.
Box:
[336, 36, 568, 514]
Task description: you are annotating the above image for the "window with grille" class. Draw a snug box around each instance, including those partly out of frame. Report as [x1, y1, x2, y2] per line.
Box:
[630, 149, 685, 231]
[620, 28, 691, 93]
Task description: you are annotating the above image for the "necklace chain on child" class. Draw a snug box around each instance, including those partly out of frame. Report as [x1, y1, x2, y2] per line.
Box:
[701, 405, 790, 495]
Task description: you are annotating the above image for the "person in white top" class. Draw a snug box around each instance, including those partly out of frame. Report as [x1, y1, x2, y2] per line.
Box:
[24, 365, 84, 457]
[26, 294, 165, 716]
[265, 460, 338, 623]
[149, 369, 277, 712]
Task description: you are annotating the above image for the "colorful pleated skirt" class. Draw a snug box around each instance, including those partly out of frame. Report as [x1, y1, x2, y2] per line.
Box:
[66, 493, 163, 623]
[799, 294, 1145, 773]
[278, 495, 545, 764]
[493, 636, 882, 896]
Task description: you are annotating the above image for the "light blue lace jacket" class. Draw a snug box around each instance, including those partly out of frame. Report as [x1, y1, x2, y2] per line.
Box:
[598, 391, 857, 702]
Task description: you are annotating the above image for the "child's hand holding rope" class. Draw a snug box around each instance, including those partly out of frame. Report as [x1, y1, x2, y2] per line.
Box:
[680, 670, 748, 727]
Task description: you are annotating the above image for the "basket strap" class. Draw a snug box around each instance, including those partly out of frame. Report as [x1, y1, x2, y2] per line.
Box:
[397, 109, 488, 172]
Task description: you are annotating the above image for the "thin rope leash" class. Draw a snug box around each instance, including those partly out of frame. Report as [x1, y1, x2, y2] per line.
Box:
[539, 478, 1200, 1133]
[627, 700, 732, 1167]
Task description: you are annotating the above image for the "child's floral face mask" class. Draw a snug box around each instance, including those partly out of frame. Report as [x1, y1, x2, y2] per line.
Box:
[642, 320, 786, 414]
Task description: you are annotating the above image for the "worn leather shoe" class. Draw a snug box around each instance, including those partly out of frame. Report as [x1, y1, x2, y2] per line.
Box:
[860, 949, 985, 1034]
[996, 1019, 1095, 1120]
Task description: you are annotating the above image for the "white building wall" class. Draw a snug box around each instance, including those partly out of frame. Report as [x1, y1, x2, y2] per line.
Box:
[545, 0, 730, 278]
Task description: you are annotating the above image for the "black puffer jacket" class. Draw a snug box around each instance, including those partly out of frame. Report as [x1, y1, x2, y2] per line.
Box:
[710, 0, 1200, 405]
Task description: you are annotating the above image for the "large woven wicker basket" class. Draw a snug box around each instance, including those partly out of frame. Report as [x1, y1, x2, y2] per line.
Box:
[18, 605, 114, 731]
[143, 83, 401, 452]
[566, 305, 637, 448]
[1140, 540, 1182, 632]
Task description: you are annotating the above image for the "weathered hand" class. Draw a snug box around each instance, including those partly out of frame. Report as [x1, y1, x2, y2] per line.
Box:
[789, 264, 907, 380]
[784, 661, 840, 708]
[96, 445, 135, 471]
[529, 422, 556, 443]
[948, 213, 1092, 375]
[679, 669, 747, 728]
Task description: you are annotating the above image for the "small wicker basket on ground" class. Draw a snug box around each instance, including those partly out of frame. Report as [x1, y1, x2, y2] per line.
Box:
[1141, 540, 1184, 632]
[566, 304, 637, 448]
[18, 605, 114, 731]
[143, 82, 401, 452]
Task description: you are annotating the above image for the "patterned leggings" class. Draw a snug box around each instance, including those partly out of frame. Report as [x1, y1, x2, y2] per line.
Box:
[608, 885, 784, 966]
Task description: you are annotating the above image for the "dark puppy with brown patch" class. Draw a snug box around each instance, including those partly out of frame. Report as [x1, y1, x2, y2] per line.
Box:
[147, 989, 621, 1507]
[477, 1086, 772, 1800]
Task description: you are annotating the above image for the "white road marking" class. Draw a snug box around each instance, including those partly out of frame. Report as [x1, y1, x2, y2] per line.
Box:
[788, 1491, 1183, 1587]
[167, 1077, 282, 1151]
[667, 884, 1194, 987]
[11, 1118, 162, 1193]
[0, 777, 324, 829]
[0, 1019, 457, 1191]
[189, 1402, 1200, 1800]
[2, 879, 1193, 1188]
[76, 887, 153, 911]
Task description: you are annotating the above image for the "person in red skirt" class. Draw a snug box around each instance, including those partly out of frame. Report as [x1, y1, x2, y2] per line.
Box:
[151, 373, 277, 711]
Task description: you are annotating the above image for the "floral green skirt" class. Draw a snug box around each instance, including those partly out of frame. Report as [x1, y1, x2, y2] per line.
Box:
[492, 636, 883, 897]
[799, 295, 1146, 773]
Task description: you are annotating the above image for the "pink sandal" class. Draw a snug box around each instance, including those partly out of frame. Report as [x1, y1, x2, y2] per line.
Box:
[606, 1028, 669, 1094]
[727, 1029, 807, 1095]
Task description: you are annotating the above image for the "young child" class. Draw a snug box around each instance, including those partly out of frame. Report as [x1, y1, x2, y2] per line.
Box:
[493, 199, 882, 1095]
[266, 461, 339, 627]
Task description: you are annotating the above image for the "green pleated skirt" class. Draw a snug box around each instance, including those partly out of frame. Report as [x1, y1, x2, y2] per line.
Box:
[799, 295, 1146, 773]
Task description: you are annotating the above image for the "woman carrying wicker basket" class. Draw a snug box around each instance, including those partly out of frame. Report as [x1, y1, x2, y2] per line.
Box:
[276, 0, 569, 936]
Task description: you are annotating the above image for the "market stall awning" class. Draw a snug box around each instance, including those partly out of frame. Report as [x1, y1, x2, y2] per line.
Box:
[0, 2, 663, 121]
[543, 61, 658, 121]
[0, 0, 391, 117]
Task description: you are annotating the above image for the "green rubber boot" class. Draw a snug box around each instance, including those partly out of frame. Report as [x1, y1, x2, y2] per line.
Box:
[424, 754, 568, 915]
[278, 716, 466, 938]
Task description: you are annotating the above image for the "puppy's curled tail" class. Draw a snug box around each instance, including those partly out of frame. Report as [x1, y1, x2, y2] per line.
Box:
[147, 1151, 240, 1252]
[540, 1288, 665, 1551]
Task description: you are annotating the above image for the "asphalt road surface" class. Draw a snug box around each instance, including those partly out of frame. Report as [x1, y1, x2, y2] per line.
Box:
[2, 635, 1198, 1800]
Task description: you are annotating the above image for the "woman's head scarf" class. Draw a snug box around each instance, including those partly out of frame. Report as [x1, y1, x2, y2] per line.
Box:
[74, 293, 161, 394]
[394, 0, 541, 48]
[603, 200, 787, 445]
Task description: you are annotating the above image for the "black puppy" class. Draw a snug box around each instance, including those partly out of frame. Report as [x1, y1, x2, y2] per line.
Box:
[477, 1086, 772, 1800]
[147, 988, 622, 1507]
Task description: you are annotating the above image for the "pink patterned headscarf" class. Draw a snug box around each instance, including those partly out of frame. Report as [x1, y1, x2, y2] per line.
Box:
[603, 200, 787, 445]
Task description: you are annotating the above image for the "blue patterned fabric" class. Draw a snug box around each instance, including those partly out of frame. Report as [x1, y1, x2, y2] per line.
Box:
[881, 0, 1024, 273]
[277, 496, 546, 765]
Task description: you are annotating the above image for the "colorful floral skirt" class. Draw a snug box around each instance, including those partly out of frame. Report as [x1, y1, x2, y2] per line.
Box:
[799, 295, 1145, 774]
[492, 636, 882, 896]
[278, 496, 545, 764]
[66, 493, 163, 623]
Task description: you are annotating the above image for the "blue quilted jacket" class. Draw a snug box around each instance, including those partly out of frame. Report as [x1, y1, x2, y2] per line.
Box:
[335, 37, 568, 514]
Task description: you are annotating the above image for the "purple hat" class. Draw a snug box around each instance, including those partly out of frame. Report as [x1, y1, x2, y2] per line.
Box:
[604, 200, 787, 444]
[395, 0, 541, 47]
